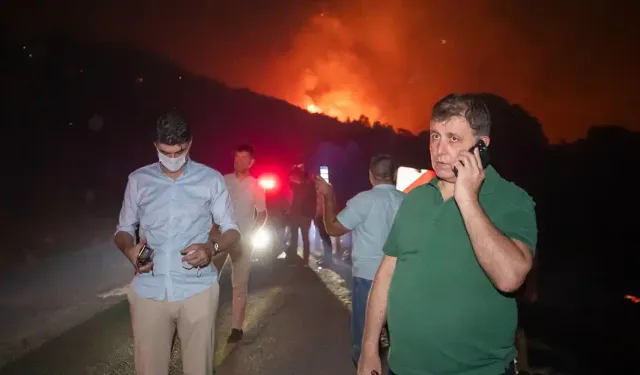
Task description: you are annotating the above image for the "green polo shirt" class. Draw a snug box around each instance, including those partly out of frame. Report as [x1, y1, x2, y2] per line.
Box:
[384, 166, 537, 375]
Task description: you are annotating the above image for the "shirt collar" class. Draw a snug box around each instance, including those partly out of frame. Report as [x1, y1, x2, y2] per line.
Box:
[373, 183, 397, 190]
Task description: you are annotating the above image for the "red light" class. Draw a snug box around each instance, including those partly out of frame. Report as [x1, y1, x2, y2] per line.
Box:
[625, 294, 640, 304]
[259, 175, 277, 190]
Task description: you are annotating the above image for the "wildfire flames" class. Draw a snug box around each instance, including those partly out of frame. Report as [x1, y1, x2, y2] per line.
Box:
[274, 12, 387, 125]
[302, 89, 381, 123]
[28, 0, 636, 142]
[306, 103, 322, 114]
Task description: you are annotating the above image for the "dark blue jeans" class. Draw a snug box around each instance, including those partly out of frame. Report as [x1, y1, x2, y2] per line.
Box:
[351, 276, 374, 366]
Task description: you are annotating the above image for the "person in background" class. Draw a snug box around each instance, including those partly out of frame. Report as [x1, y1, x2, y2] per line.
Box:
[114, 112, 239, 375]
[358, 94, 538, 375]
[315, 154, 405, 367]
[285, 165, 316, 265]
[268, 181, 290, 256]
[314, 189, 334, 267]
[218, 144, 267, 343]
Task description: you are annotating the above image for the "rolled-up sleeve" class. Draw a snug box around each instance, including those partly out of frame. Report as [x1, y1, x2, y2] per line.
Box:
[211, 176, 240, 233]
[337, 193, 369, 230]
[115, 175, 139, 238]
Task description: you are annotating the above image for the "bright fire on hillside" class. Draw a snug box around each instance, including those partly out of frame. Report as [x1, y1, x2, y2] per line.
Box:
[301, 91, 381, 124]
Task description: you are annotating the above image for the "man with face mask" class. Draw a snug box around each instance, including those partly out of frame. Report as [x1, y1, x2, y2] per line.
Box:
[220, 144, 267, 343]
[114, 112, 240, 375]
[358, 94, 538, 375]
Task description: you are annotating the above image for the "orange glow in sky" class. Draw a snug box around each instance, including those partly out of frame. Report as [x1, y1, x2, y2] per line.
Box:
[11, 1, 637, 141]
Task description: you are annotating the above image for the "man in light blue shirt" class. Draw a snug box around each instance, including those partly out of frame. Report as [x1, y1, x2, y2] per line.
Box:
[315, 154, 405, 367]
[114, 112, 240, 375]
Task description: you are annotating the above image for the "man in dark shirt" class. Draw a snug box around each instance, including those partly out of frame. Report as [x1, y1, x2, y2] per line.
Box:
[285, 165, 317, 264]
[358, 94, 537, 375]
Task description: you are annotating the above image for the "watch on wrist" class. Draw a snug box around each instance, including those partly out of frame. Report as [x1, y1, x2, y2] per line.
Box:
[212, 241, 220, 256]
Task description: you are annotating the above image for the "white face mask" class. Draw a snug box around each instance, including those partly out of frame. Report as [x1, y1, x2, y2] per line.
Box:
[157, 149, 188, 172]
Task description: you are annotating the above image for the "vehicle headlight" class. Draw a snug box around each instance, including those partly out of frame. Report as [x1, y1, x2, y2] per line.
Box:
[252, 228, 271, 250]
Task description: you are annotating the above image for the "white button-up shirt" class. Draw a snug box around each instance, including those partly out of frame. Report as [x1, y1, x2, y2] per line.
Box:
[223, 174, 266, 235]
[116, 161, 239, 302]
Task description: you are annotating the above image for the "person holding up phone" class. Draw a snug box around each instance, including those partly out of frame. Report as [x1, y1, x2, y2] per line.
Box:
[358, 94, 538, 375]
[114, 112, 240, 375]
[315, 154, 405, 367]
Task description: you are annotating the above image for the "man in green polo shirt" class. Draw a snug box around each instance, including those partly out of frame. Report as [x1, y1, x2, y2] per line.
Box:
[357, 93, 537, 375]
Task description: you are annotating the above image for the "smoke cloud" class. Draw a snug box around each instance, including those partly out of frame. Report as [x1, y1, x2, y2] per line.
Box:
[254, 0, 639, 140]
[4, 0, 638, 141]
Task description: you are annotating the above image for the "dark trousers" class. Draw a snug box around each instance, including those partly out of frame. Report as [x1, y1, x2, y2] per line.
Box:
[351, 277, 373, 365]
[286, 214, 311, 261]
[314, 216, 333, 262]
[352, 277, 389, 368]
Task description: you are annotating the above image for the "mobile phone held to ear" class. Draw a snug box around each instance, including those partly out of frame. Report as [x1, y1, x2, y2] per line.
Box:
[472, 139, 490, 168]
[453, 140, 490, 177]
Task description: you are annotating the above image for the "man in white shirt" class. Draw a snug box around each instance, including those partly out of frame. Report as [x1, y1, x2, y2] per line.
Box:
[115, 112, 240, 375]
[221, 144, 267, 343]
[315, 154, 405, 367]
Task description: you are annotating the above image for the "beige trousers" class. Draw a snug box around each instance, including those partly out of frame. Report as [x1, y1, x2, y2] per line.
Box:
[128, 284, 220, 375]
[213, 240, 252, 291]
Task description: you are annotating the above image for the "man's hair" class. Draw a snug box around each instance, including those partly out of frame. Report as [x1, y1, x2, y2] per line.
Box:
[235, 144, 255, 158]
[289, 164, 308, 180]
[154, 111, 192, 145]
[431, 94, 491, 137]
[370, 154, 395, 182]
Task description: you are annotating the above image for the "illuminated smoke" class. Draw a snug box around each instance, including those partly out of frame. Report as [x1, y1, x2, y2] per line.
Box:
[282, 13, 384, 124]
[263, 1, 639, 138]
[18, 0, 636, 140]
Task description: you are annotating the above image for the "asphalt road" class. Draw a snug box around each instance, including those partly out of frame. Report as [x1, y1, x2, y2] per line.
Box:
[0, 249, 362, 375]
[0, 240, 134, 367]
[3, 237, 635, 375]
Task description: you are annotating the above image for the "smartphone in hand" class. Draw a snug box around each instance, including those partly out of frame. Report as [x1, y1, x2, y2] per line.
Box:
[320, 165, 329, 182]
[137, 245, 154, 266]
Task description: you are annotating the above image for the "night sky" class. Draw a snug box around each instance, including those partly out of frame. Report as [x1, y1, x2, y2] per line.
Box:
[3, 0, 638, 142]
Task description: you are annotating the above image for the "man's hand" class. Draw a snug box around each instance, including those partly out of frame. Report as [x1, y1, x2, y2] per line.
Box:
[181, 243, 214, 268]
[126, 238, 153, 274]
[454, 147, 485, 204]
[314, 175, 333, 197]
[357, 351, 382, 375]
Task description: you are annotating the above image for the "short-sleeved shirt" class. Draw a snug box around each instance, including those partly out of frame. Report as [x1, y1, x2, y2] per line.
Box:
[116, 161, 239, 302]
[384, 166, 537, 375]
[337, 184, 405, 280]
[224, 174, 266, 235]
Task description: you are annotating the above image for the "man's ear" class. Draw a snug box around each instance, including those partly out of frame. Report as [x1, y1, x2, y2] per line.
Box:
[480, 136, 490, 148]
